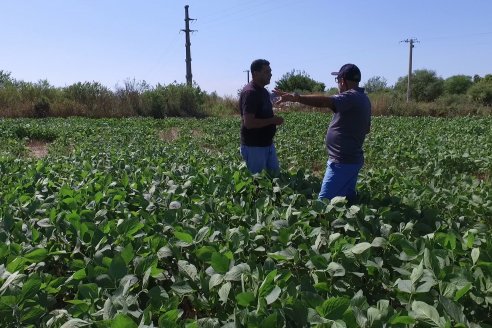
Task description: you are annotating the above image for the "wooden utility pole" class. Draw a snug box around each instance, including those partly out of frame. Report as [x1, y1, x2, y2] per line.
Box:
[243, 70, 250, 83]
[182, 5, 196, 86]
[401, 38, 419, 102]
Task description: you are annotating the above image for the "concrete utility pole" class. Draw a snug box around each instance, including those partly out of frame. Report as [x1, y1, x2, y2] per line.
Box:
[243, 70, 250, 83]
[182, 5, 196, 86]
[400, 38, 419, 102]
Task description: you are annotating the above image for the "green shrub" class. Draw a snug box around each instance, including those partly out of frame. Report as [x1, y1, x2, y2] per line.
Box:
[115, 78, 150, 116]
[33, 96, 51, 118]
[142, 83, 206, 118]
[275, 70, 325, 93]
[203, 92, 238, 116]
[443, 75, 473, 95]
[364, 76, 389, 93]
[63, 81, 115, 116]
[467, 79, 492, 105]
[394, 69, 444, 102]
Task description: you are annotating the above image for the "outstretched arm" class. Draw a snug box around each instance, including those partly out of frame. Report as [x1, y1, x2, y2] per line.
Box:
[273, 89, 336, 111]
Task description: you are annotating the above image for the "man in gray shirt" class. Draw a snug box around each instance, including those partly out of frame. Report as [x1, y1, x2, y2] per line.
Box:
[274, 63, 371, 202]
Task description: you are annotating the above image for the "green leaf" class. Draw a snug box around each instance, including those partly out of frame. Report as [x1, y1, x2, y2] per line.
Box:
[411, 301, 444, 328]
[310, 255, 329, 269]
[160, 309, 180, 322]
[265, 286, 282, 304]
[224, 263, 250, 281]
[327, 262, 345, 277]
[20, 304, 45, 323]
[211, 252, 230, 274]
[390, 315, 416, 324]
[267, 247, 297, 261]
[157, 246, 173, 259]
[259, 269, 277, 298]
[209, 274, 223, 289]
[367, 307, 382, 327]
[67, 268, 87, 283]
[350, 242, 371, 255]
[218, 282, 231, 304]
[24, 248, 48, 263]
[78, 283, 98, 300]
[171, 281, 194, 296]
[109, 254, 128, 281]
[397, 279, 414, 293]
[332, 320, 347, 328]
[121, 243, 134, 265]
[316, 297, 350, 320]
[195, 246, 216, 262]
[236, 291, 255, 307]
[6, 257, 27, 272]
[454, 282, 472, 301]
[471, 247, 480, 265]
[59, 319, 91, 328]
[424, 248, 441, 277]
[111, 313, 138, 328]
[178, 260, 198, 281]
[20, 277, 41, 302]
[371, 237, 387, 248]
[0, 271, 23, 294]
[261, 312, 278, 328]
[174, 231, 193, 244]
[439, 295, 467, 325]
[410, 261, 424, 284]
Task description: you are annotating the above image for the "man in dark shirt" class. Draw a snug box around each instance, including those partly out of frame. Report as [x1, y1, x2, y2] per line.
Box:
[274, 63, 371, 202]
[240, 59, 284, 174]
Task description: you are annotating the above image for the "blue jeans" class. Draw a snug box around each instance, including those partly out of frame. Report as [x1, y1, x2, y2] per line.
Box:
[319, 160, 363, 201]
[240, 144, 279, 174]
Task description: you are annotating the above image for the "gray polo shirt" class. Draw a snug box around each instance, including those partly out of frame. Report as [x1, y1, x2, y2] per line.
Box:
[325, 87, 371, 164]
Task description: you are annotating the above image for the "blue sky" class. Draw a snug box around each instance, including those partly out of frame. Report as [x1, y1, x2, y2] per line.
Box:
[1, 0, 491, 97]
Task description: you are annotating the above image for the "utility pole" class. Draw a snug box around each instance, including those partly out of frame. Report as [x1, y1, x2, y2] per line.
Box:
[243, 70, 250, 83]
[400, 38, 419, 102]
[182, 5, 196, 86]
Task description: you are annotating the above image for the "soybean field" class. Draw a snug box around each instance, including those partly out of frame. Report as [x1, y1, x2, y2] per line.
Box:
[0, 112, 491, 327]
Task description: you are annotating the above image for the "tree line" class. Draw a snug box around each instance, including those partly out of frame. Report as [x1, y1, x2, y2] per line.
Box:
[276, 69, 492, 106]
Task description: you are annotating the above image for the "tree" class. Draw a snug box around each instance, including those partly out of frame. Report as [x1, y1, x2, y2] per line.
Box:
[0, 70, 14, 87]
[443, 75, 473, 95]
[467, 77, 492, 105]
[275, 70, 325, 93]
[394, 69, 444, 102]
[363, 76, 388, 93]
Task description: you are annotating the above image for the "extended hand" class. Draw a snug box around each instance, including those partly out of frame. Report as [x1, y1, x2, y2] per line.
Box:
[272, 88, 294, 105]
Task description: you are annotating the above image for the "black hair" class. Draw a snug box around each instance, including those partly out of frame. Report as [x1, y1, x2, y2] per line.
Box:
[250, 59, 270, 73]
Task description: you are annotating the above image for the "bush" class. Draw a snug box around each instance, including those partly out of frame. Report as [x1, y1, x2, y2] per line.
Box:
[142, 83, 206, 118]
[275, 70, 325, 93]
[443, 75, 473, 95]
[63, 81, 116, 117]
[467, 79, 492, 105]
[394, 69, 444, 102]
[115, 78, 150, 116]
[33, 97, 51, 118]
[364, 76, 389, 93]
[203, 92, 238, 116]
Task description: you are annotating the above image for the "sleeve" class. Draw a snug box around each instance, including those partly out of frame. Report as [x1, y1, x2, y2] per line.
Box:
[331, 92, 352, 113]
[241, 90, 258, 115]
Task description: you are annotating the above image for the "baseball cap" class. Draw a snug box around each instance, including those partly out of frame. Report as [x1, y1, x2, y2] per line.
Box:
[331, 64, 361, 82]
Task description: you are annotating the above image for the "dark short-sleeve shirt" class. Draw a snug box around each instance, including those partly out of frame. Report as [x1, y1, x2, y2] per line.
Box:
[240, 82, 276, 147]
[325, 87, 371, 163]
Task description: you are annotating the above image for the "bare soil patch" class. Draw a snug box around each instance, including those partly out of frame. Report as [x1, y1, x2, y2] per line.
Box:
[159, 127, 180, 142]
[27, 139, 49, 158]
